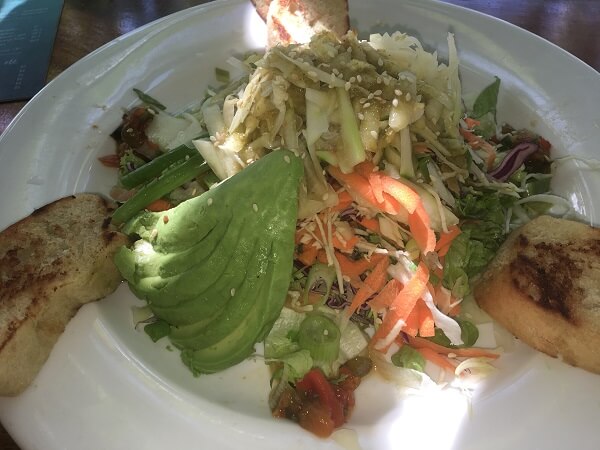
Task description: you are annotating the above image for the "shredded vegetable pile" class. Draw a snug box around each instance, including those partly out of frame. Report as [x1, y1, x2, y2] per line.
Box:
[104, 30, 566, 437]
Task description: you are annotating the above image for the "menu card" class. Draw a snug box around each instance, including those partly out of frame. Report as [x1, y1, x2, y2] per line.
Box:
[0, 0, 64, 102]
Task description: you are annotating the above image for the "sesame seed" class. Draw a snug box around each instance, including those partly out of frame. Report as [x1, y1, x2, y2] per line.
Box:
[377, 58, 383, 66]
[392, 98, 399, 107]
[230, 288, 236, 297]
[349, 76, 356, 83]
[370, 130, 378, 139]
[252, 203, 258, 212]
[284, 155, 291, 163]
[395, 89, 402, 96]
[359, 97, 367, 104]
[357, 113, 365, 120]
[405, 93, 412, 101]
[345, 81, 351, 91]
[126, 127, 133, 133]
[374, 89, 382, 96]
[322, 193, 329, 201]
[367, 93, 374, 100]
[416, 94, 422, 102]
[357, 75, 362, 82]
[209, 136, 216, 142]
[383, 78, 390, 85]
[363, 102, 371, 108]
[376, 77, 382, 84]
[207, 198, 213, 206]
[323, 329, 329, 336]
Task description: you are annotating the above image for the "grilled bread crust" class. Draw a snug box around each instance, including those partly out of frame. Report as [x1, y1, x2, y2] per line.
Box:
[474, 215, 600, 374]
[264, 0, 350, 48]
[0, 194, 128, 396]
[250, 0, 270, 21]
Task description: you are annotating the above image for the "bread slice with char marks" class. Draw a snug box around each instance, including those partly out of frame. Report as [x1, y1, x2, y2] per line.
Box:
[0, 194, 128, 396]
[474, 215, 600, 374]
[262, 0, 350, 48]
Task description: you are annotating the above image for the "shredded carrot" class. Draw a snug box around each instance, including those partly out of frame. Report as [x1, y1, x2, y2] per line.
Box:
[354, 161, 377, 178]
[412, 142, 432, 154]
[369, 170, 385, 204]
[407, 335, 500, 359]
[146, 198, 172, 212]
[368, 278, 402, 312]
[437, 243, 452, 258]
[371, 262, 430, 347]
[433, 284, 453, 315]
[448, 302, 461, 317]
[358, 217, 380, 233]
[435, 225, 461, 252]
[416, 298, 435, 337]
[375, 174, 420, 214]
[332, 234, 359, 252]
[297, 244, 319, 266]
[415, 347, 458, 372]
[402, 301, 420, 337]
[460, 128, 497, 170]
[334, 252, 385, 282]
[331, 190, 353, 212]
[317, 249, 328, 264]
[347, 256, 389, 316]
[463, 117, 480, 129]
[328, 166, 402, 215]
[408, 203, 436, 254]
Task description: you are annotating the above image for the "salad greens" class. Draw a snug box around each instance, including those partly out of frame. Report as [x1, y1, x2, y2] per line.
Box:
[104, 27, 568, 438]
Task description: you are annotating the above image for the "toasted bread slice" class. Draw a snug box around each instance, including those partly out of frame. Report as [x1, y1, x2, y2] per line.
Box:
[0, 194, 128, 396]
[265, 0, 350, 48]
[251, 0, 271, 21]
[474, 215, 600, 374]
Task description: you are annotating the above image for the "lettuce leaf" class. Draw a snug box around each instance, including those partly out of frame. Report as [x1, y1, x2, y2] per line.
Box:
[443, 192, 515, 296]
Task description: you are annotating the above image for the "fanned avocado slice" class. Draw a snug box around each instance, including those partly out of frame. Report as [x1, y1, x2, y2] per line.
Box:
[180, 248, 277, 374]
[170, 239, 270, 348]
[149, 227, 255, 326]
[129, 216, 247, 306]
[115, 149, 303, 374]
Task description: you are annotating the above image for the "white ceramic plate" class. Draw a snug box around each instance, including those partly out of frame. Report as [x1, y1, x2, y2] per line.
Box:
[1, 1, 600, 449]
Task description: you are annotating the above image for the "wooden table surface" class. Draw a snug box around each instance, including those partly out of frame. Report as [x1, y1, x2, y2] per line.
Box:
[0, 0, 598, 448]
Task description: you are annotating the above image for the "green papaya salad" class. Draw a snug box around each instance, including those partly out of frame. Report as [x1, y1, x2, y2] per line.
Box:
[101, 30, 568, 437]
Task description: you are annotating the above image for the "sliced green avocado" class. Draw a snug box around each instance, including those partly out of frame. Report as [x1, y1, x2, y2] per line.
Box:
[180, 249, 276, 374]
[148, 231, 255, 326]
[169, 239, 269, 348]
[126, 216, 246, 307]
[124, 212, 230, 280]
[115, 149, 303, 375]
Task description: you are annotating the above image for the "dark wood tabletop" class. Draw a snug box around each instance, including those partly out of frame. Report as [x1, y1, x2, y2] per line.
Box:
[0, 0, 598, 448]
